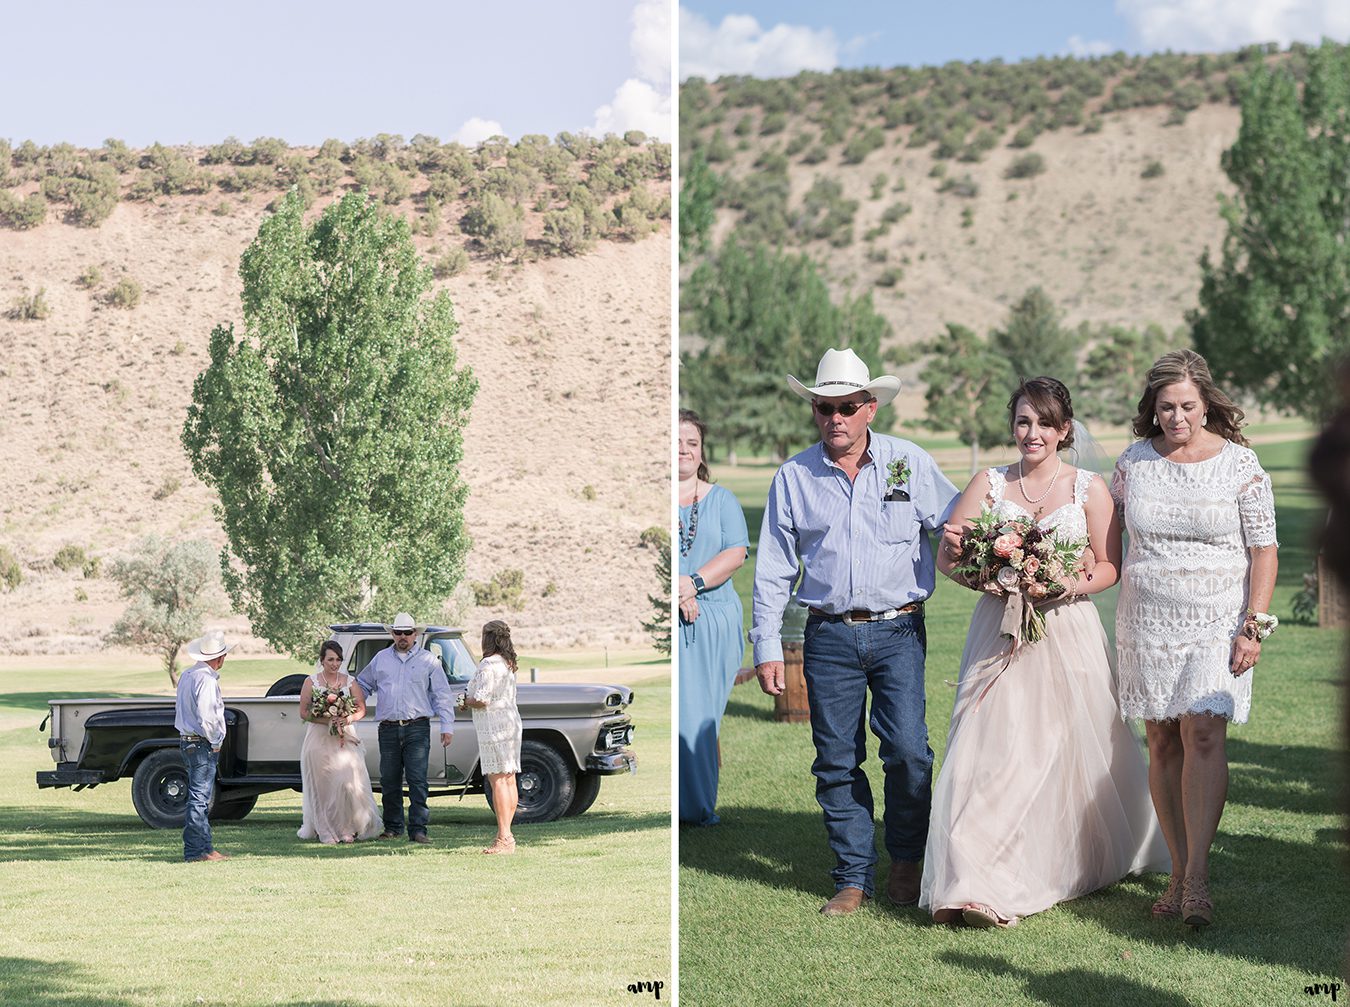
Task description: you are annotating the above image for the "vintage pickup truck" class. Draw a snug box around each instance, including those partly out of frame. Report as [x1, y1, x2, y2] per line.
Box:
[36, 624, 636, 829]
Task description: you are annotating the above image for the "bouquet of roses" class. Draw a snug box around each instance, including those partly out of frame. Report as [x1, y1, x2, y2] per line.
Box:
[952, 505, 1086, 644]
[309, 686, 357, 736]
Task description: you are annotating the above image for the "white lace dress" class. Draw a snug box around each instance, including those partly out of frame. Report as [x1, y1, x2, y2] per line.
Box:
[468, 655, 522, 775]
[921, 466, 1168, 924]
[1112, 439, 1278, 723]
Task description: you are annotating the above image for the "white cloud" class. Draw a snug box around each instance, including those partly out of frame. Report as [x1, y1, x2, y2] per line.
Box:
[1066, 34, 1114, 57]
[588, 0, 672, 139]
[679, 7, 840, 81]
[451, 116, 505, 147]
[1117, 0, 1350, 52]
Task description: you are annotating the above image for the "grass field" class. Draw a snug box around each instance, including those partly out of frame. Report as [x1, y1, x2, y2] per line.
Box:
[680, 430, 1348, 1006]
[1, 652, 671, 1007]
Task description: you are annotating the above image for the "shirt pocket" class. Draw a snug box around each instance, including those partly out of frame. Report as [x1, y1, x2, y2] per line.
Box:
[880, 499, 918, 545]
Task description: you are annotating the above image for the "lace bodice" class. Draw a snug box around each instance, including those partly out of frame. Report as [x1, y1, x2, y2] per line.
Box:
[1110, 438, 1278, 723]
[987, 465, 1096, 556]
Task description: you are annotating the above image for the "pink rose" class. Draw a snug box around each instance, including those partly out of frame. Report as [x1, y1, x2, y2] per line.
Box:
[993, 533, 1023, 558]
[326, 692, 339, 703]
[996, 566, 1021, 591]
[1023, 556, 1041, 576]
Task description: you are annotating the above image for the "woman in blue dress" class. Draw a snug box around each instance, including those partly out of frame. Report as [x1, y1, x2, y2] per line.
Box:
[678, 409, 749, 826]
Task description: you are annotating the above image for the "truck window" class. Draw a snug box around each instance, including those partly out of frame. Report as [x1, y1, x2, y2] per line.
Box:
[348, 638, 390, 676]
[426, 634, 475, 683]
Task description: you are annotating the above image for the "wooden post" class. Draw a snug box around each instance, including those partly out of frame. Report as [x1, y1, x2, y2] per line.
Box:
[1319, 555, 1348, 628]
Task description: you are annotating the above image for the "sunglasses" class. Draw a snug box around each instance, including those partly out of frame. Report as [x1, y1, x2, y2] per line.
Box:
[391, 629, 416, 637]
[813, 398, 874, 418]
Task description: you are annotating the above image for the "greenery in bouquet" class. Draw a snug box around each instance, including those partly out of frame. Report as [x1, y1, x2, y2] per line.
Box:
[953, 505, 1086, 643]
[308, 687, 357, 736]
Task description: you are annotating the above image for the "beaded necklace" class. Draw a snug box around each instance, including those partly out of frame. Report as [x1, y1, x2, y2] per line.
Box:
[679, 487, 700, 557]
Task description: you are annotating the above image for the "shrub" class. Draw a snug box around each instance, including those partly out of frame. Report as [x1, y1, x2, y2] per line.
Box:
[938, 174, 979, 198]
[542, 205, 593, 256]
[248, 136, 288, 165]
[875, 267, 903, 287]
[152, 476, 181, 500]
[0, 191, 47, 229]
[462, 192, 524, 259]
[784, 132, 812, 157]
[108, 277, 142, 309]
[1083, 117, 1104, 134]
[203, 136, 247, 165]
[1005, 152, 1046, 179]
[961, 206, 974, 228]
[9, 288, 51, 320]
[869, 173, 887, 200]
[0, 546, 20, 591]
[639, 526, 669, 549]
[77, 265, 102, 289]
[843, 127, 886, 164]
[760, 111, 787, 136]
[53, 545, 87, 572]
[881, 201, 911, 224]
[1009, 125, 1038, 148]
[800, 144, 829, 165]
[1141, 159, 1165, 179]
[83, 557, 102, 579]
[433, 246, 470, 279]
[471, 568, 525, 610]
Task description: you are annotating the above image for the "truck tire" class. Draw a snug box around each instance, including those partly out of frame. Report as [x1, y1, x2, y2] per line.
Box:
[563, 772, 602, 817]
[265, 674, 309, 697]
[209, 794, 258, 821]
[131, 748, 207, 829]
[485, 739, 575, 824]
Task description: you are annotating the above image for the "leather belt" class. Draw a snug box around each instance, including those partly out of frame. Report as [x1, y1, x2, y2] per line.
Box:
[808, 602, 923, 625]
[380, 717, 429, 726]
[180, 734, 208, 742]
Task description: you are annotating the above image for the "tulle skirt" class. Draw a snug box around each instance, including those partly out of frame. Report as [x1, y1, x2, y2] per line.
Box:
[920, 594, 1170, 923]
[297, 723, 383, 844]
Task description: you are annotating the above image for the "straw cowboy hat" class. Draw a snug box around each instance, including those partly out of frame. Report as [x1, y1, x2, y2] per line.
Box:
[787, 347, 901, 407]
[384, 612, 423, 635]
[186, 630, 233, 663]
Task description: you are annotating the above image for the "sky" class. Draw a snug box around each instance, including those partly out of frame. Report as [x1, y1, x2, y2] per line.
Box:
[679, 0, 1350, 80]
[0, 0, 672, 147]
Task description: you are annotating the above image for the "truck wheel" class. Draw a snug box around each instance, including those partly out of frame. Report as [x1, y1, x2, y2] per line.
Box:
[209, 794, 258, 821]
[484, 739, 575, 824]
[265, 674, 309, 697]
[563, 772, 602, 817]
[132, 748, 207, 829]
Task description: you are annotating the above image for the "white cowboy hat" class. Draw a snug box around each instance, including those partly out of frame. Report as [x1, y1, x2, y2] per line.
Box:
[384, 612, 422, 635]
[186, 630, 232, 663]
[787, 347, 901, 406]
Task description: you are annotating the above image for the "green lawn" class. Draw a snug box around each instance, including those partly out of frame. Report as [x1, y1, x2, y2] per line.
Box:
[2, 657, 671, 1007]
[680, 435, 1348, 1006]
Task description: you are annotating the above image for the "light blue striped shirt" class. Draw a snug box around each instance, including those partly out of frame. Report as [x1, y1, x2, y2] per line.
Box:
[750, 431, 960, 665]
[174, 661, 226, 746]
[356, 645, 457, 731]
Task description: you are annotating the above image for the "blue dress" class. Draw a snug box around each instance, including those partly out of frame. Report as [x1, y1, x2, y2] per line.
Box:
[678, 483, 749, 826]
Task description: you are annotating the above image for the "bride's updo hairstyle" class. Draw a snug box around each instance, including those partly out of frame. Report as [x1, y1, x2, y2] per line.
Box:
[1007, 376, 1075, 453]
[481, 620, 518, 673]
[319, 640, 343, 662]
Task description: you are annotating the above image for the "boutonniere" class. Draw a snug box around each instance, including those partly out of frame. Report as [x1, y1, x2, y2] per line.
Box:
[885, 457, 911, 502]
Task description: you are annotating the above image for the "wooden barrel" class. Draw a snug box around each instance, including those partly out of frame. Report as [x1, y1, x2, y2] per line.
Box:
[774, 640, 811, 723]
[1319, 555, 1348, 628]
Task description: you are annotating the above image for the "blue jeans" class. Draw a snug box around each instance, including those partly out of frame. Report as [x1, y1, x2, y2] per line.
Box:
[181, 739, 218, 861]
[377, 720, 431, 836]
[802, 611, 932, 896]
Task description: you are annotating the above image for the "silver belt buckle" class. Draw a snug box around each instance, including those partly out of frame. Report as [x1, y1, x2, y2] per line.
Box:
[841, 611, 858, 626]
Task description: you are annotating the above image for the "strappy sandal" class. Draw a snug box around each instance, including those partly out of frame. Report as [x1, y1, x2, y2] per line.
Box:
[1182, 876, 1213, 928]
[961, 903, 1015, 928]
[1151, 876, 1183, 919]
[482, 836, 516, 855]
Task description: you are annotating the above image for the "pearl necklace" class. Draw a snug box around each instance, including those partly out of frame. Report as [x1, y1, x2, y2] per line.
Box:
[1018, 455, 1062, 505]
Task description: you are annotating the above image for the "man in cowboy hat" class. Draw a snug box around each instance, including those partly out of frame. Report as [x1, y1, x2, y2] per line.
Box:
[356, 612, 457, 844]
[175, 630, 233, 862]
[751, 347, 959, 915]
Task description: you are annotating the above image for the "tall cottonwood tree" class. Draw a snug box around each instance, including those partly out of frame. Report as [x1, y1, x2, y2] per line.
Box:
[183, 191, 477, 659]
[920, 323, 1014, 475]
[1191, 42, 1350, 421]
[680, 242, 888, 461]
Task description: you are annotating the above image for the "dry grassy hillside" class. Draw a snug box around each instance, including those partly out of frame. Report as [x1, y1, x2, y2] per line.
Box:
[0, 192, 670, 655]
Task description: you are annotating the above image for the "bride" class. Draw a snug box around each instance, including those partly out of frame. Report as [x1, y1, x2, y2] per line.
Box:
[297, 640, 383, 844]
[920, 377, 1168, 927]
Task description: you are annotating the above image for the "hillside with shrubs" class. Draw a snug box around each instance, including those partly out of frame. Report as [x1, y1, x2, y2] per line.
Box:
[0, 132, 671, 655]
[680, 43, 1324, 406]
